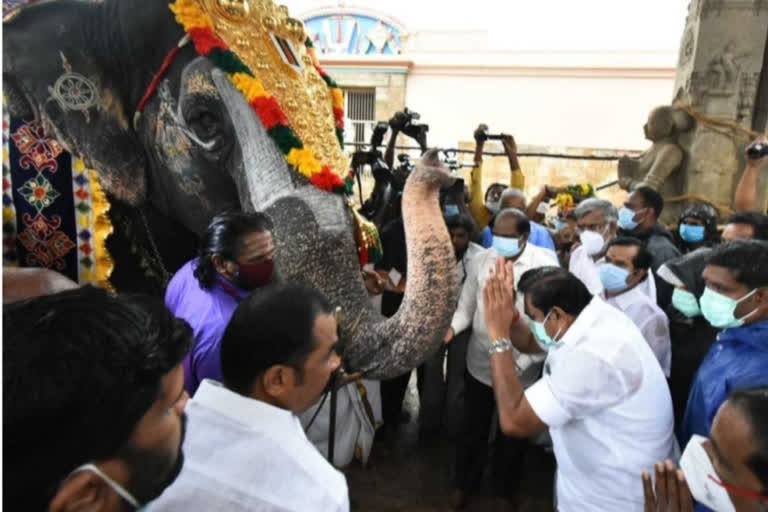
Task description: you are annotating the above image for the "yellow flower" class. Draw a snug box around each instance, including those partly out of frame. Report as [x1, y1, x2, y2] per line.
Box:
[170, 0, 212, 31]
[229, 73, 268, 101]
[286, 147, 321, 178]
[580, 184, 591, 196]
[331, 88, 344, 109]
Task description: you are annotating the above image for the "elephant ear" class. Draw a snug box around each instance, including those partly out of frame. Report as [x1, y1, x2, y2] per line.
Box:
[3, 1, 147, 204]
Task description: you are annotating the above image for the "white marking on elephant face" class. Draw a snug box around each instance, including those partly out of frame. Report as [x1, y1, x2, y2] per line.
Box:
[46, 52, 100, 123]
[155, 81, 219, 151]
[210, 68, 348, 235]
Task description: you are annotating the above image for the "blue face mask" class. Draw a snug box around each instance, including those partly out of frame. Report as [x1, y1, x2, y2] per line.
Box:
[672, 288, 701, 318]
[444, 204, 460, 217]
[618, 206, 644, 231]
[599, 263, 631, 293]
[492, 235, 522, 258]
[679, 223, 706, 243]
[700, 287, 758, 329]
[531, 310, 562, 350]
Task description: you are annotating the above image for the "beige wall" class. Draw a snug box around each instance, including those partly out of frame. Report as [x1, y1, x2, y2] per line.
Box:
[406, 71, 675, 151]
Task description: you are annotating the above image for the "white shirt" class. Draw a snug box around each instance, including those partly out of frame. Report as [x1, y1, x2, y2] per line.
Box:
[525, 297, 677, 512]
[451, 243, 559, 387]
[457, 242, 484, 295]
[152, 380, 349, 512]
[570, 245, 658, 302]
[603, 283, 672, 377]
[300, 379, 381, 467]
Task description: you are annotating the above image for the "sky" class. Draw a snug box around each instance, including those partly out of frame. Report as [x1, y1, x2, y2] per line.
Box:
[282, 0, 690, 53]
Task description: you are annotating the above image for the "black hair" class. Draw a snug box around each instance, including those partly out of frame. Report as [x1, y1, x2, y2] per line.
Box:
[221, 282, 335, 395]
[3, 286, 193, 510]
[726, 212, 768, 241]
[194, 211, 273, 288]
[606, 236, 653, 270]
[494, 208, 531, 236]
[706, 240, 768, 289]
[518, 266, 593, 317]
[678, 202, 719, 243]
[634, 185, 664, 218]
[445, 213, 476, 234]
[484, 182, 508, 202]
[727, 387, 768, 494]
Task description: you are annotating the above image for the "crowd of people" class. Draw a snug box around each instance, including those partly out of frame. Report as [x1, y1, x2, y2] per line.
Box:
[4, 121, 768, 512]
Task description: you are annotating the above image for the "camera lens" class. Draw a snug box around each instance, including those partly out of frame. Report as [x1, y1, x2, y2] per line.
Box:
[746, 143, 768, 160]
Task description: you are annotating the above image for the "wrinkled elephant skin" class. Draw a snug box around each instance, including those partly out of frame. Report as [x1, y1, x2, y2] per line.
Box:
[2, 0, 458, 378]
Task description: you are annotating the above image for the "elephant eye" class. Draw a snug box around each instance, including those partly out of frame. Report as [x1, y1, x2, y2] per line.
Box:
[187, 110, 221, 142]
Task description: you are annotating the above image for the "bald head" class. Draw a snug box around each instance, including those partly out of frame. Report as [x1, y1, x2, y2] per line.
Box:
[493, 208, 531, 239]
[500, 188, 527, 211]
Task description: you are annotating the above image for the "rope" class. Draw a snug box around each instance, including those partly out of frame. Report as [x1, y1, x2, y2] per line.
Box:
[133, 35, 191, 131]
[674, 102, 767, 141]
[346, 142, 624, 161]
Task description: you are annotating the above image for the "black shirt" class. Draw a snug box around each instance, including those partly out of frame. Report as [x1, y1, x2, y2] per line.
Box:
[375, 218, 407, 318]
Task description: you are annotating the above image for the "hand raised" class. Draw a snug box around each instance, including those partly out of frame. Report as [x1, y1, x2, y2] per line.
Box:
[642, 460, 694, 512]
[483, 257, 520, 339]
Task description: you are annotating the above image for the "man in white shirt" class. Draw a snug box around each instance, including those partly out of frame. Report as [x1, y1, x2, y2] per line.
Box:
[569, 198, 618, 295]
[483, 263, 677, 512]
[444, 208, 559, 508]
[152, 283, 349, 512]
[599, 236, 672, 376]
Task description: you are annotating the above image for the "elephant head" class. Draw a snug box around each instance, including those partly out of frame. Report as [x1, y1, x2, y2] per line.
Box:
[3, 0, 458, 378]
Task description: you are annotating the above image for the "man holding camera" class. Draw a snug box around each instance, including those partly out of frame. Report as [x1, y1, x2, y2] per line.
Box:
[469, 124, 526, 232]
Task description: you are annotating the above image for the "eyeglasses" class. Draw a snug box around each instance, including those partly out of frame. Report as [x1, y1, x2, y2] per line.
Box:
[709, 474, 768, 501]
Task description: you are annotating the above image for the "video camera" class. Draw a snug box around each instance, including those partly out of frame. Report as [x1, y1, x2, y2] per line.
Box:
[475, 126, 504, 142]
[350, 121, 390, 181]
[746, 141, 768, 160]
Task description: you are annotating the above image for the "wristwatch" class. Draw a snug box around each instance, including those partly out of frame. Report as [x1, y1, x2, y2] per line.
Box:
[488, 338, 513, 355]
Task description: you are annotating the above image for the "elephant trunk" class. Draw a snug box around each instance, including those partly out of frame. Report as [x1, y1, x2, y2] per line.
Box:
[215, 69, 457, 379]
[344, 150, 458, 378]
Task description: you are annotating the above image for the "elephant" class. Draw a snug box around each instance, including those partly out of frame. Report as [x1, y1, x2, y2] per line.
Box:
[3, 0, 458, 379]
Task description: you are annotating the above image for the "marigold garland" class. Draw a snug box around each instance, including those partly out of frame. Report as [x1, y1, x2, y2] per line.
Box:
[170, 0, 382, 263]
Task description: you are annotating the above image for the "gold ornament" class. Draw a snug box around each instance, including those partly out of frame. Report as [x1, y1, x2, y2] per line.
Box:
[199, 0, 348, 174]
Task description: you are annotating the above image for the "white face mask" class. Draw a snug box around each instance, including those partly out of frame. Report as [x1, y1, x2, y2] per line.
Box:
[69, 463, 141, 509]
[579, 229, 606, 256]
[680, 435, 736, 512]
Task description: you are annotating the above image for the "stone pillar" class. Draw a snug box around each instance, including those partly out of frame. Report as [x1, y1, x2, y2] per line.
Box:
[671, 0, 768, 217]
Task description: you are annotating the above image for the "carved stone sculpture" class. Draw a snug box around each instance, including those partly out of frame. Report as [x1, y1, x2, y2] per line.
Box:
[618, 106, 694, 192]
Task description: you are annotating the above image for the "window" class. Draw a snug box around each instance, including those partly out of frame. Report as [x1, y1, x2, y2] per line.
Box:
[343, 88, 376, 146]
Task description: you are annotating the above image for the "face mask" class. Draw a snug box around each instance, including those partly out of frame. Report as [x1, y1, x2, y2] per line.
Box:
[679, 223, 706, 243]
[618, 206, 644, 231]
[700, 287, 758, 329]
[486, 199, 501, 214]
[680, 435, 736, 512]
[579, 229, 606, 256]
[599, 263, 631, 293]
[492, 235, 522, 258]
[673, 288, 701, 318]
[235, 259, 274, 290]
[531, 310, 562, 349]
[444, 204, 460, 217]
[551, 217, 564, 232]
[69, 463, 141, 509]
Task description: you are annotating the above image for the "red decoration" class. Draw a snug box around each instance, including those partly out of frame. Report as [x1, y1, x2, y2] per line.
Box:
[251, 96, 289, 130]
[188, 27, 227, 55]
[310, 166, 345, 192]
